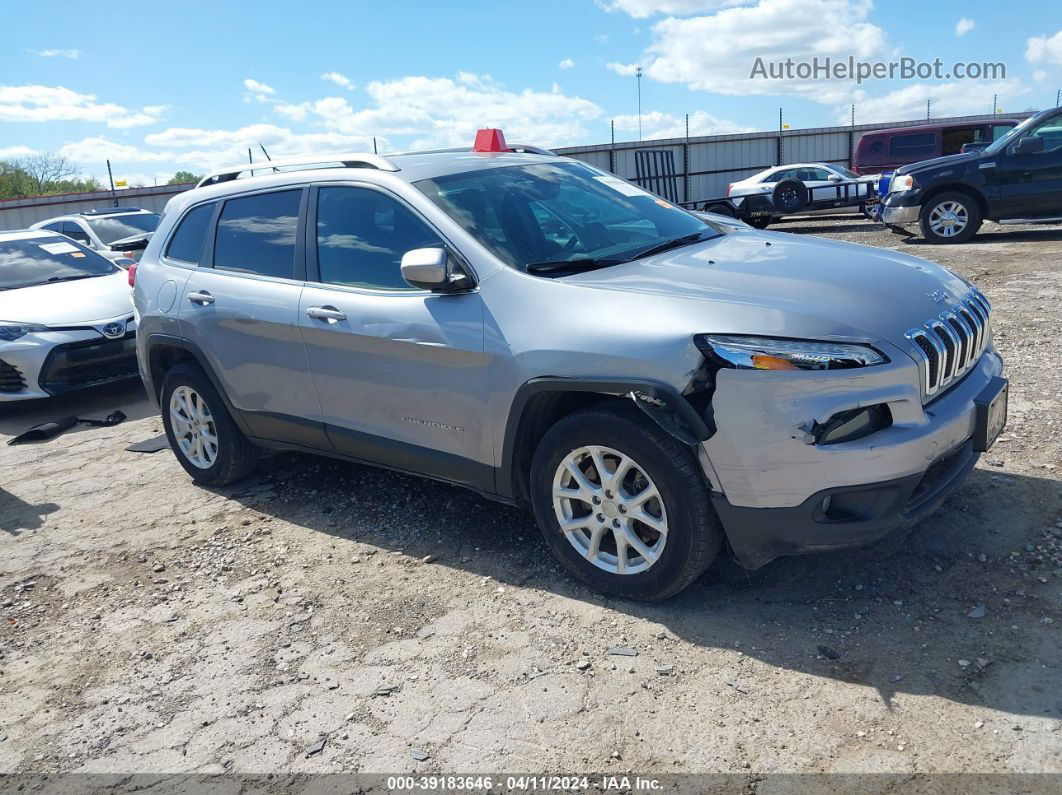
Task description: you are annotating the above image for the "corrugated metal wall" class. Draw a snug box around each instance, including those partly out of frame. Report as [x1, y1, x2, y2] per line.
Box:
[0, 184, 193, 231]
[555, 112, 1032, 207]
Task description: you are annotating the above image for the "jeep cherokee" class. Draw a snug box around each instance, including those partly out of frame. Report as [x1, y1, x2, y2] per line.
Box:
[133, 132, 1007, 600]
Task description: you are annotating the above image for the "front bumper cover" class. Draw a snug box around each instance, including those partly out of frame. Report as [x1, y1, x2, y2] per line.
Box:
[713, 438, 977, 569]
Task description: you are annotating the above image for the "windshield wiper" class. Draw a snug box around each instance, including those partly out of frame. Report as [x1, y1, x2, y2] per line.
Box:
[45, 274, 98, 284]
[526, 257, 622, 274]
[627, 230, 716, 261]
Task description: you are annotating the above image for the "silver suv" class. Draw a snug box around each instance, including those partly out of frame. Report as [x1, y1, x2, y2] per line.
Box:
[133, 139, 1007, 600]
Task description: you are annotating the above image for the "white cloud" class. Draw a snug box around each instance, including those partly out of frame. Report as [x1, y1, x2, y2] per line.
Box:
[839, 80, 1029, 125]
[954, 18, 975, 37]
[243, 78, 277, 102]
[46, 72, 604, 183]
[599, 0, 739, 18]
[0, 85, 164, 128]
[621, 0, 888, 103]
[321, 71, 354, 90]
[0, 145, 37, 159]
[30, 48, 80, 59]
[1033, 69, 1048, 82]
[559, 58, 575, 70]
[1026, 30, 1062, 65]
[613, 109, 752, 139]
[607, 62, 640, 77]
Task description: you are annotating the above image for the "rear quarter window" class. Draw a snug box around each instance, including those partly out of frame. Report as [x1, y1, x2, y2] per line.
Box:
[165, 202, 216, 264]
[889, 133, 937, 157]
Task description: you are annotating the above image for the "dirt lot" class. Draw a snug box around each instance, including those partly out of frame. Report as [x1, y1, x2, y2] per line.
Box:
[1, 217, 1060, 778]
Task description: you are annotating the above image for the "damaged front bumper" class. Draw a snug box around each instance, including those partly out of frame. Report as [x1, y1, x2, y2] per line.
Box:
[700, 341, 1004, 568]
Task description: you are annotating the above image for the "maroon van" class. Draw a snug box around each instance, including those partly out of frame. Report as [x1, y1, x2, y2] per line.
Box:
[853, 119, 1018, 174]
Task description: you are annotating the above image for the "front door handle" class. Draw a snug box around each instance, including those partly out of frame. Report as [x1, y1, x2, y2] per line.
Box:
[306, 305, 347, 322]
[186, 291, 214, 305]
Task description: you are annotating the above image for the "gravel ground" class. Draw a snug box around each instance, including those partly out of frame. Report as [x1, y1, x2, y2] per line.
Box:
[1, 216, 1060, 778]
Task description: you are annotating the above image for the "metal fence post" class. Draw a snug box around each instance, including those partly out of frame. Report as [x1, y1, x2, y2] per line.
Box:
[683, 113, 690, 204]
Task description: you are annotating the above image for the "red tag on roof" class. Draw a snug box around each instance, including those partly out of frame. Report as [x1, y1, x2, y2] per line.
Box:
[472, 128, 509, 152]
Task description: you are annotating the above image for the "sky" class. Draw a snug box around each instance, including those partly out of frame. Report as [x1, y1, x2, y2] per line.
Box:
[2, 0, 1060, 186]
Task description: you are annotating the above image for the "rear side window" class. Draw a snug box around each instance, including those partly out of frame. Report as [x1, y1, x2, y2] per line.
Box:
[213, 190, 301, 279]
[165, 203, 215, 263]
[889, 133, 936, 157]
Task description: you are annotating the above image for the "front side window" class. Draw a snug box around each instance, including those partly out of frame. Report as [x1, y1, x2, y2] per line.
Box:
[166, 202, 216, 263]
[0, 236, 116, 291]
[61, 221, 92, 245]
[416, 161, 718, 273]
[213, 190, 301, 279]
[87, 212, 160, 245]
[315, 187, 443, 290]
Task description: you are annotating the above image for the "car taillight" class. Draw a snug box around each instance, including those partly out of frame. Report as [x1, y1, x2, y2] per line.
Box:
[128, 262, 137, 287]
[725, 183, 733, 197]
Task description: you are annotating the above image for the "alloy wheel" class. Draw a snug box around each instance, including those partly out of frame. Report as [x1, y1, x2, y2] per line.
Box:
[169, 385, 218, 469]
[928, 200, 968, 237]
[552, 445, 668, 575]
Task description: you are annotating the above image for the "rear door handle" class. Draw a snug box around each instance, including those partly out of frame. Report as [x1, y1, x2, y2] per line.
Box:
[306, 305, 347, 322]
[186, 291, 214, 305]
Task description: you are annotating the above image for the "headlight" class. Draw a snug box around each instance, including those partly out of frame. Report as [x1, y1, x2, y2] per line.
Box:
[890, 175, 915, 193]
[0, 322, 50, 342]
[696, 334, 887, 371]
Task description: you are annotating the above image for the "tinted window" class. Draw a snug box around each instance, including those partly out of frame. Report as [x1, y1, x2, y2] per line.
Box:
[0, 236, 116, 290]
[166, 202, 216, 263]
[889, 133, 936, 156]
[991, 124, 1013, 140]
[61, 221, 92, 245]
[87, 212, 160, 244]
[214, 190, 301, 279]
[41, 222, 64, 233]
[316, 187, 443, 290]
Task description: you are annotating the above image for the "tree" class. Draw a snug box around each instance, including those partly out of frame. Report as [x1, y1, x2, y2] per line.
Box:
[168, 170, 203, 185]
[18, 153, 79, 195]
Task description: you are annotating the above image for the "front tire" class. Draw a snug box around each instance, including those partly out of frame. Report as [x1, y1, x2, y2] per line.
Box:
[160, 363, 260, 485]
[530, 404, 722, 600]
[919, 191, 982, 244]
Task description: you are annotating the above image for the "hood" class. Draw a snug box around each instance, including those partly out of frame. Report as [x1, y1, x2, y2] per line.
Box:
[895, 151, 977, 175]
[562, 229, 972, 344]
[0, 269, 132, 326]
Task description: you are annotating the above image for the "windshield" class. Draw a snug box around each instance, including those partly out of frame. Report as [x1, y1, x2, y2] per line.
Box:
[415, 161, 720, 272]
[831, 165, 859, 179]
[87, 212, 161, 245]
[0, 236, 117, 290]
[983, 115, 1037, 156]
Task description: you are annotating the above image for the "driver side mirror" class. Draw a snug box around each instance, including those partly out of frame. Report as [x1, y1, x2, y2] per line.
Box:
[400, 248, 473, 293]
[1012, 135, 1044, 155]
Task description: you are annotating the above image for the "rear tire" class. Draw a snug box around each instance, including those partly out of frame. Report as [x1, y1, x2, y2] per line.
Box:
[160, 362, 260, 486]
[529, 404, 722, 600]
[919, 191, 982, 244]
[747, 217, 772, 229]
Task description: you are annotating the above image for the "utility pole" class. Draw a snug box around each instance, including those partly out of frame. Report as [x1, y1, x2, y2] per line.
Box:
[635, 66, 643, 141]
[1056, 88, 1060, 107]
[105, 159, 118, 207]
[373, 137, 378, 154]
[777, 108, 784, 165]
[992, 94, 998, 114]
[926, 98, 931, 119]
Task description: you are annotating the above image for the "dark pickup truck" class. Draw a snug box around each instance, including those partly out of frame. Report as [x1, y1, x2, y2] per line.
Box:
[882, 105, 1062, 243]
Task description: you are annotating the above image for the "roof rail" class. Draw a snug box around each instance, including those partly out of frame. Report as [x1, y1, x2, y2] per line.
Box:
[196, 153, 400, 188]
[507, 144, 557, 156]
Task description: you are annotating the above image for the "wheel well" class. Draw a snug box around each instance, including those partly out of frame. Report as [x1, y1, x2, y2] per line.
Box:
[148, 343, 196, 400]
[919, 184, 988, 221]
[509, 391, 624, 505]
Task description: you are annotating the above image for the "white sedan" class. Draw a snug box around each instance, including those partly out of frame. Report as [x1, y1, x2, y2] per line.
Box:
[727, 162, 877, 216]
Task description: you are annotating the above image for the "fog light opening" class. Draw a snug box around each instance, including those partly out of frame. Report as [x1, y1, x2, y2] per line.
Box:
[814, 404, 892, 445]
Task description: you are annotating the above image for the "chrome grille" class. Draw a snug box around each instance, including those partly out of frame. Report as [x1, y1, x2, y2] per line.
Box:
[905, 289, 991, 398]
